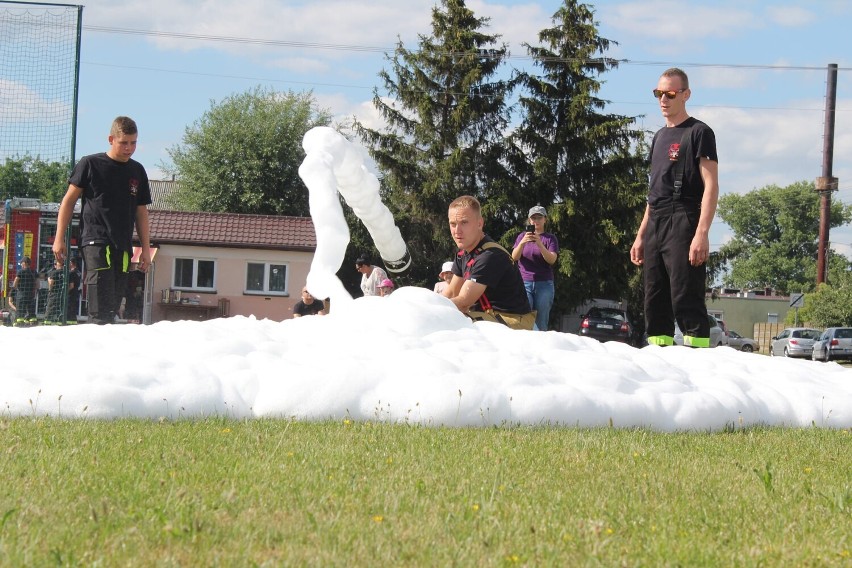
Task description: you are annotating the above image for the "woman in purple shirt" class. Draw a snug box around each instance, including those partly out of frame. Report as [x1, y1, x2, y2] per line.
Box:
[512, 205, 559, 330]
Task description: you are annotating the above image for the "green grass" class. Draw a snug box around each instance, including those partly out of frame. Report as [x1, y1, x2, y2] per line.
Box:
[1, 418, 850, 567]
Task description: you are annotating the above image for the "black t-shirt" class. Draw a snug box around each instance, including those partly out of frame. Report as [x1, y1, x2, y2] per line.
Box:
[15, 268, 36, 296]
[67, 269, 81, 296]
[648, 117, 718, 207]
[293, 299, 324, 316]
[68, 153, 152, 252]
[453, 236, 531, 314]
[48, 267, 65, 292]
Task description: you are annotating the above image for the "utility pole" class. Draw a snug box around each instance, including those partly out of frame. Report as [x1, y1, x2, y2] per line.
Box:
[816, 63, 839, 285]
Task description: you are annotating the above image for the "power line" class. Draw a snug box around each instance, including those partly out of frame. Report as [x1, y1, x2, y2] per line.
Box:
[81, 24, 852, 72]
[84, 25, 389, 53]
[84, 61, 374, 91]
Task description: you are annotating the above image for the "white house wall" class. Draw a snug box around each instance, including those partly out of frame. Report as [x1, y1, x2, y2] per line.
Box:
[150, 244, 315, 323]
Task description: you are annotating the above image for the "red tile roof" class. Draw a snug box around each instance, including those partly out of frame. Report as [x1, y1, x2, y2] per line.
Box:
[147, 209, 316, 251]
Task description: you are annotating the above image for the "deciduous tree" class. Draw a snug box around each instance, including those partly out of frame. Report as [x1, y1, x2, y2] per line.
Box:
[797, 273, 852, 328]
[717, 181, 852, 295]
[163, 87, 332, 216]
[0, 156, 68, 202]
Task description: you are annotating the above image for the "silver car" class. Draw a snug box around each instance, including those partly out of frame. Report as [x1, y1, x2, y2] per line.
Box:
[727, 330, 759, 353]
[769, 327, 821, 358]
[811, 327, 852, 362]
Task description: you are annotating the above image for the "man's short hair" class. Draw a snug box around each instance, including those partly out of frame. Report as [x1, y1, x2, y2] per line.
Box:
[449, 195, 481, 214]
[111, 116, 138, 137]
[660, 67, 689, 89]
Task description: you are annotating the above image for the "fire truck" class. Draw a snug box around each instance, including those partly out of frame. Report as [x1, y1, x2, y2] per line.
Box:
[2, 198, 82, 325]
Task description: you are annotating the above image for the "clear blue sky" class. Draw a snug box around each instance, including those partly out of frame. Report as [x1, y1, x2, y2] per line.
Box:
[18, 0, 852, 259]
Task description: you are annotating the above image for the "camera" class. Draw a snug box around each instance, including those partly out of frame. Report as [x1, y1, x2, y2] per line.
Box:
[525, 224, 535, 233]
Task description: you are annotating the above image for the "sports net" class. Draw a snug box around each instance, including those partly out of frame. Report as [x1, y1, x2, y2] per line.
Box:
[1, 2, 82, 326]
[0, 1, 81, 164]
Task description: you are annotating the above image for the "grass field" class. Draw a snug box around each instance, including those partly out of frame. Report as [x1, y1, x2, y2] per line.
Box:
[1, 418, 850, 566]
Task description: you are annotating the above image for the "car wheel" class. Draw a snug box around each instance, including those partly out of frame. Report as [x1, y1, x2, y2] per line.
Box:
[742, 345, 753, 353]
[784, 347, 791, 357]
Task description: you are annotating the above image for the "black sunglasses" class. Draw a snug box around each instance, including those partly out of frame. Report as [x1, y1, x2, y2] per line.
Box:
[653, 89, 686, 100]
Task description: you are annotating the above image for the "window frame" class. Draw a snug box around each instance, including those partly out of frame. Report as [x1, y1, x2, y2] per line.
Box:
[244, 261, 289, 296]
[172, 257, 217, 292]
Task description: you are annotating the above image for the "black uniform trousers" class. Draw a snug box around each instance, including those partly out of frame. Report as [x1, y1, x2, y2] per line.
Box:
[644, 202, 710, 346]
[83, 244, 129, 325]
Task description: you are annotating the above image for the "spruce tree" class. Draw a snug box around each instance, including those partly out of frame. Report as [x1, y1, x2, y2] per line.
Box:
[509, 0, 647, 322]
[355, 0, 514, 286]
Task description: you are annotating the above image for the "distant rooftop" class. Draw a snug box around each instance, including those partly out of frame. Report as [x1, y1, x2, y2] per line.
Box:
[149, 179, 179, 210]
[147, 209, 316, 251]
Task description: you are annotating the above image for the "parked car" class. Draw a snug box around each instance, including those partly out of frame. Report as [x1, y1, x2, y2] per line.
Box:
[726, 330, 759, 353]
[769, 327, 821, 358]
[811, 327, 852, 362]
[578, 307, 632, 344]
[674, 315, 728, 347]
[715, 318, 729, 337]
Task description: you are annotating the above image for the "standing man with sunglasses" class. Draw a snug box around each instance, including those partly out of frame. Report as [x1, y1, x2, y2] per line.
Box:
[630, 68, 719, 347]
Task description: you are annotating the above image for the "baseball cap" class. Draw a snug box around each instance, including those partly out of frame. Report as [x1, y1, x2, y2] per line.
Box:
[528, 205, 547, 218]
[379, 278, 394, 288]
[439, 261, 454, 275]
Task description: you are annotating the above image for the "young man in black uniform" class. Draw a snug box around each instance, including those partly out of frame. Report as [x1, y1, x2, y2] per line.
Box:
[53, 116, 153, 324]
[9, 257, 37, 325]
[443, 195, 532, 330]
[630, 68, 719, 347]
[44, 258, 66, 324]
[66, 256, 81, 322]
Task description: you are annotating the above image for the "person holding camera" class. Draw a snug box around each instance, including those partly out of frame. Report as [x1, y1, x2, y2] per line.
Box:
[512, 205, 559, 331]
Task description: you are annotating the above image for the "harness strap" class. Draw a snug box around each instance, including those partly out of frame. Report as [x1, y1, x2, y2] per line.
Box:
[672, 124, 693, 201]
[463, 241, 511, 311]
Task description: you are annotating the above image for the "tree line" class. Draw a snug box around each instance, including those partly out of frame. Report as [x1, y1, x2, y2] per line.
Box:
[4, 0, 850, 329]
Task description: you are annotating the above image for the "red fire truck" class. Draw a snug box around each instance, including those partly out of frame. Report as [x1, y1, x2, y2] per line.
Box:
[2, 198, 82, 325]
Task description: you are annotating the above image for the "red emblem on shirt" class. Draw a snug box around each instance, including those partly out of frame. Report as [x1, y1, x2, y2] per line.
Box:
[668, 143, 680, 161]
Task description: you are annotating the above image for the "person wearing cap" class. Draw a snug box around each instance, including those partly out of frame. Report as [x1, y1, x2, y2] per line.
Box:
[433, 261, 454, 294]
[377, 278, 395, 297]
[355, 255, 388, 297]
[512, 205, 559, 331]
[9, 256, 38, 325]
[444, 195, 533, 330]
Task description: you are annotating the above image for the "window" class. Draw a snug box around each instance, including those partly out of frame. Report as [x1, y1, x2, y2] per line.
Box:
[246, 262, 288, 295]
[173, 258, 216, 290]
